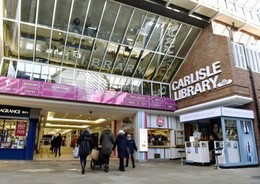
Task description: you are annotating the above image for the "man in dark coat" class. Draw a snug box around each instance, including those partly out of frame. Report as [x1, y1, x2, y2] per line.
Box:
[125, 134, 137, 168]
[100, 125, 114, 172]
[55, 133, 62, 157]
[113, 129, 128, 172]
[77, 128, 93, 174]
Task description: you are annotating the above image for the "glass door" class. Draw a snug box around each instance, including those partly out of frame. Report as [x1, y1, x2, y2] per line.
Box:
[223, 119, 241, 163]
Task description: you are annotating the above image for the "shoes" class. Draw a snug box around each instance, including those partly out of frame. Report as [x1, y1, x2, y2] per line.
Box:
[59, 154, 61, 156]
[133, 165, 135, 168]
[120, 169, 125, 172]
[125, 165, 128, 167]
[81, 169, 85, 174]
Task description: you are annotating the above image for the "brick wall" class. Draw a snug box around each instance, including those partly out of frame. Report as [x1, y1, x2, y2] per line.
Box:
[173, 23, 260, 159]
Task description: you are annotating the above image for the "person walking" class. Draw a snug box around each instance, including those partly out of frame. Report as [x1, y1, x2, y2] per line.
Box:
[113, 129, 128, 172]
[55, 133, 62, 157]
[100, 125, 114, 172]
[77, 128, 93, 174]
[125, 134, 137, 168]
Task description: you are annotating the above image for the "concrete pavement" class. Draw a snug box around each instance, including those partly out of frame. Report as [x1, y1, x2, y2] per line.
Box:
[0, 159, 260, 184]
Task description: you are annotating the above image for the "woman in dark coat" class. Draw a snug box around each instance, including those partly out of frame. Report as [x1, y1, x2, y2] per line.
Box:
[77, 128, 93, 174]
[113, 129, 128, 171]
[100, 125, 114, 172]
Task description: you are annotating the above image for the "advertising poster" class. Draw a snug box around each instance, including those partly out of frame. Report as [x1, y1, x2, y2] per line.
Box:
[139, 129, 148, 152]
[15, 122, 27, 137]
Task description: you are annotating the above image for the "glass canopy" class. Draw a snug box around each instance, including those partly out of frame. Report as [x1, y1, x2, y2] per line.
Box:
[1, 0, 201, 91]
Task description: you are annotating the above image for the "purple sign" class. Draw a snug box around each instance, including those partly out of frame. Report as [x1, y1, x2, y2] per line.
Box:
[0, 77, 176, 111]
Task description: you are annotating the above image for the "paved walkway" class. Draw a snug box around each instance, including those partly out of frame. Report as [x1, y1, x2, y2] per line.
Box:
[0, 159, 260, 184]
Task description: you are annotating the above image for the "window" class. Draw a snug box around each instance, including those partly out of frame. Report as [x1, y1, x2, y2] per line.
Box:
[0, 119, 29, 149]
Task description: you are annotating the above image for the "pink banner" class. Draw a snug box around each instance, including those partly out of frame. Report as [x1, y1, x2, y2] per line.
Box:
[0, 77, 176, 111]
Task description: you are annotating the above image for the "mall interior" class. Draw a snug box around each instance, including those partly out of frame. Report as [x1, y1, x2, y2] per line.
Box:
[0, 0, 260, 168]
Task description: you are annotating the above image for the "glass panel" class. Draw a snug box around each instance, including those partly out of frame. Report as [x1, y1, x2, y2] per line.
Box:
[88, 40, 107, 71]
[152, 83, 160, 96]
[136, 13, 158, 49]
[122, 78, 132, 93]
[143, 81, 151, 95]
[111, 5, 133, 43]
[3, 21, 19, 58]
[132, 79, 142, 94]
[83, 0, 106, 37]
[38, 0, 55, 28]
[47, 65, 61, 83]
[97, 1, 120, 40]
[3, 0, 19, 20]
[63, 34, 81, 67]
[35, 28, 51, 63]
[0, 60, 17, 78]
[75, 37, 94, 69]
[162, 84, 169, 97]
[123, 9, 146, 46]
[60, 68, 74, 85]
[178, 27, 201, 58]
[74, 70, 87, 88]
[159, 22, 180, 55]
[19, 24, 35, 61]
[153, 56, 174, 82]
[171, 24, 192, 56]
[146, 17, 170, 51]
[32, 64, 48, 81]
[101, 43, 118, 74]
[49, 30, 66, 66]
[0, 119, 29, 149]
[162, 58, 183, 83]
[54, 0, 73, 31]
[143, 53, 162, 80]
[224, 119, 241, 163]
[17, 61, 33, 79]
[133, 50, 153, 78]
[21, 0, 37, 23]
[123, 54, 139, 77]
[69, 0, 90, 34]
[109, 76, 122, 91]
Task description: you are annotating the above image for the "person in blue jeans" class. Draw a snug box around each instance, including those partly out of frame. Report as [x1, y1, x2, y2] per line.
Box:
[125, 134, 137, 168]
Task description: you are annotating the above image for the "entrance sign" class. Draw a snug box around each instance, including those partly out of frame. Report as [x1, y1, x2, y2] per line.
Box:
[0, 77, 176, 111]
[172, 61, 232, 101]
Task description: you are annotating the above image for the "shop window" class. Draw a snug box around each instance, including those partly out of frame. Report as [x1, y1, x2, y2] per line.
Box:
[0, 119, 29, 149]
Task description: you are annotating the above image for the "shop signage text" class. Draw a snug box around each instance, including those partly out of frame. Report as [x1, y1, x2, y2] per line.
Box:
[0, 105, 30, 118]
[15, 122, 27, 136]
[172, 61, 226, 101]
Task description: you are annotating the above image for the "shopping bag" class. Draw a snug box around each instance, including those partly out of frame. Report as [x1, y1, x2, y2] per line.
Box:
[91, 149, 99, 160]
[73, 146, 79, 158]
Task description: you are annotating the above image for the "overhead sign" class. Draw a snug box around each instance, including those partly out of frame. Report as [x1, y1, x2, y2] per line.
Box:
[172, 61, 232, 101]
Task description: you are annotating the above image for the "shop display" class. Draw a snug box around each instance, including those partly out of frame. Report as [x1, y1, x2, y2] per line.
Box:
[175, 130, 184, 146]
[148, 129, 170, 146]
[0, 120, 28, 149]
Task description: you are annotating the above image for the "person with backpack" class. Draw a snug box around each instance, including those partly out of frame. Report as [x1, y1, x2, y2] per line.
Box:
[77, 128, 93, 174]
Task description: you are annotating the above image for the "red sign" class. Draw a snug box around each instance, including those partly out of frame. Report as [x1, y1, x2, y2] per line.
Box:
[15, 122, 27, 136]
[156, 116, 164, 127]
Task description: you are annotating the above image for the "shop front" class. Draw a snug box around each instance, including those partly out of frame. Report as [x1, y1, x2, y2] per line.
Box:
[134, 112, 184, 161]
[0, 105, 40, 160]
[180, 107, 259, 168]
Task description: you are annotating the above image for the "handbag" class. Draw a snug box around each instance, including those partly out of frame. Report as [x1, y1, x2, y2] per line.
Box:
[73, 146, 79, 158]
